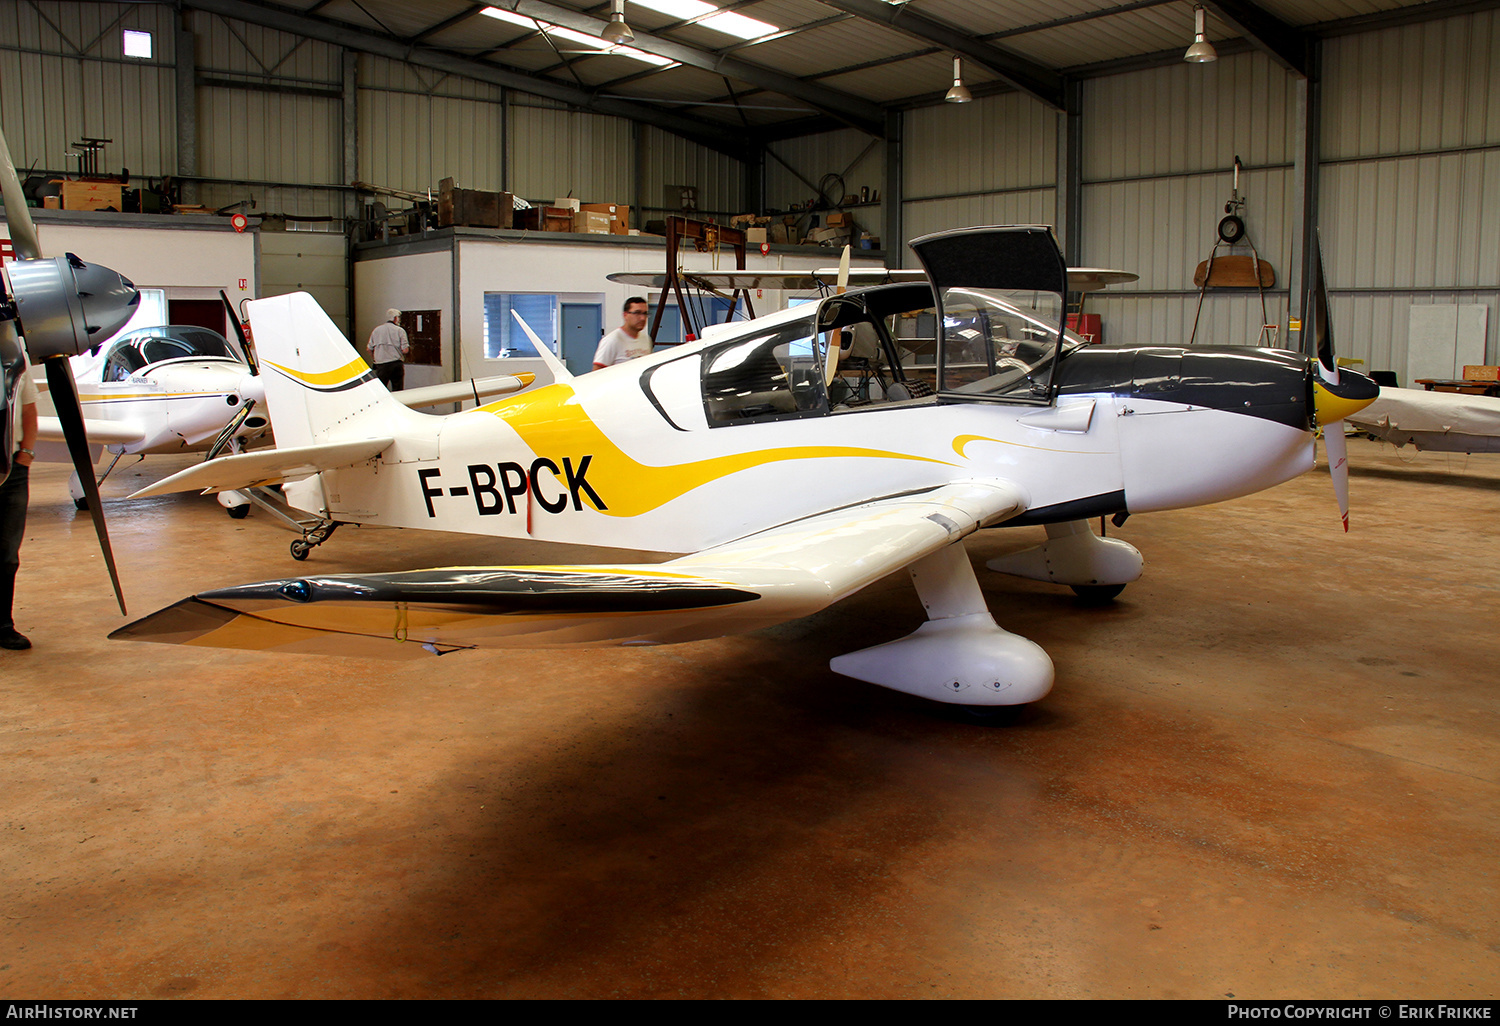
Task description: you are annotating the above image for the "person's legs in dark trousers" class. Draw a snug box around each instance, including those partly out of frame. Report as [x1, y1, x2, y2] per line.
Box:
[374, 360, 404, 391]
[0, 462, 29, 641]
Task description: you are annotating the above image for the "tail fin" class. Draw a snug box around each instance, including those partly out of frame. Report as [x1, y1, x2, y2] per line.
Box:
[247, 293, 418, 448]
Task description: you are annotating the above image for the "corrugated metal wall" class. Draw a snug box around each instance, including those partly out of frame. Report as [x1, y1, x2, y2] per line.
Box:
[1320, 9, 1500, 372]
[6, 1, 1496, 369]
[508, 95, 633, 205]
[1079, 50, 1299, 349]
[188, 8, 344, 220]
[358, 54, 506, 196]
[638, 123, 744, 222]
[0, 0, 176, 177]
[765, 127, 883, 239]
[0, 1, 737, 232]
[903, 90, 1056, 251]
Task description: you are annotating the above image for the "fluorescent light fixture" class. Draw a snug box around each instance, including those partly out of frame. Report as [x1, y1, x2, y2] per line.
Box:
[480, 7, 673, 65]
[632, 0, 777, 39]
[122, 29, 152, 59]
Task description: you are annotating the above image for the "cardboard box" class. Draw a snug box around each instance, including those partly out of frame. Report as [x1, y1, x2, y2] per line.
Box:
[769, 223, 798, 245]
[825, 211, 848, 227]
[572, 210, 612, 234]
[553, 197, 581, 212]
[580, 202, 630, 234]
[62, 180, 122, 212]
[746, 227, 767, 245]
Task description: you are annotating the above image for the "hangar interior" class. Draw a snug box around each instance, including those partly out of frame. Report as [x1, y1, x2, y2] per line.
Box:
[1, 0, 1498, 1000]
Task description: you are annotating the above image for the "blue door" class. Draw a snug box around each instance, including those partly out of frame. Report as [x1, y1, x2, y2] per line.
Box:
[561, 303, 603, 376]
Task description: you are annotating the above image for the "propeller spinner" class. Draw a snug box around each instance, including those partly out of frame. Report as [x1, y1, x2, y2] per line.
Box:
[1, 125, 138, 612]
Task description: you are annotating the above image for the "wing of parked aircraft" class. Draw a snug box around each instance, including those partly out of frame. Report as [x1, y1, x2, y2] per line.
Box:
[113, 478, 1027, 657]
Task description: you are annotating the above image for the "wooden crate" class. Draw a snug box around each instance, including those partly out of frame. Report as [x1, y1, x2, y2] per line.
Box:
[61, 179, 122, 212]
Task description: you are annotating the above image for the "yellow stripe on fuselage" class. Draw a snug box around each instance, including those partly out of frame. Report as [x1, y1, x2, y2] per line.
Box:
[264, 356, 371, 387]
[474, 382, 954, 518]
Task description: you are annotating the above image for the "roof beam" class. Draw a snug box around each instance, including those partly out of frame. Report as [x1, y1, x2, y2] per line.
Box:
[406, 4, 488, 46]
[504, 0, 886, 136]
[1203, 0, 1308, 76]
[812, 0, 1066, 111]
[183, 0, 754, 158]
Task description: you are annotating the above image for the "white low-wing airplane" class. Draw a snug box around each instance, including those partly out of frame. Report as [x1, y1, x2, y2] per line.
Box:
[111, 226, 1378, 710]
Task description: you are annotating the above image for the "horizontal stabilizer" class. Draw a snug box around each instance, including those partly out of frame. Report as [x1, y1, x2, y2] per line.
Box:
[127, 436, 393, 498]
[396, 372, 534, 409]
[112, 479, 1027, 657]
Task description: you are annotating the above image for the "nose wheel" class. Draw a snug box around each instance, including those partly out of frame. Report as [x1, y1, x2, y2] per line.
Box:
[289, 520, 339, 561]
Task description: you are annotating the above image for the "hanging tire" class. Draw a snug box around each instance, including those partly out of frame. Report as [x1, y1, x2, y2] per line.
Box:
[1217, 214, 1245, 244]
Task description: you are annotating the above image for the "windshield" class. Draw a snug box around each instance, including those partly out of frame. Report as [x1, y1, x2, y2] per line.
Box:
[102, 325, 239, 381]
[936, 287, 1066, 403]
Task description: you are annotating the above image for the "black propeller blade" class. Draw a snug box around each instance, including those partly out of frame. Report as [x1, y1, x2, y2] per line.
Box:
[3, 123, 139, 614]
[45, 358, 126, 613]
[220, 289, 257, 374]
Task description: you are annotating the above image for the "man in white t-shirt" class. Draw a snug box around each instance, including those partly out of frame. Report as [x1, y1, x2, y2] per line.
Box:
[367, 308, 411, 391]
[592, 297, 652, 369]
[1, 351, 39, 650]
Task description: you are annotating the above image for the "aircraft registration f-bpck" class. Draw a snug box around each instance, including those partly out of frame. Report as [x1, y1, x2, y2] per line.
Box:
[112, 226, 1379, 711]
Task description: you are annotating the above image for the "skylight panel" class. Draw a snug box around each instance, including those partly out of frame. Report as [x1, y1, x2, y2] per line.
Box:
[632, 0, 779, 41]
[479, 7, 675, 66]
[633, 0, 714, 18]
[698, 11, 777, 39]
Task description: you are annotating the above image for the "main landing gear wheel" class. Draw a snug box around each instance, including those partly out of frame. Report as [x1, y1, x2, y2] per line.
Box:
[226, 504, 250, 520]
[290, 539, 311, 560]
[74, 496, 89, 511]
[1070, 582, 1126, 605]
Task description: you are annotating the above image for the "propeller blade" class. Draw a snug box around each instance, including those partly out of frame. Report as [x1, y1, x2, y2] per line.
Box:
[0, 125, 41, 260]
[1309, 232, 1335, 378]
[1324, 422, 1351, 532]
[220, 289, 257, 374]
[1304, 230, 1377, 530]
[45, 358, 126, 614]
[823, 245, 852, 385]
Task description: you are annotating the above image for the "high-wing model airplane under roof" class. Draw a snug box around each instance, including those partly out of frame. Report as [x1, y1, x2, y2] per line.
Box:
[110, 225, 1380, 711]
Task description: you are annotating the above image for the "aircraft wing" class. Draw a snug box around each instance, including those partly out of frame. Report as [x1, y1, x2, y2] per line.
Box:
[110, 479, 1027, 658]
[126, 437, 395, 498]
[1348, 386, 1500, 453]
[36, 415, 145, 447]
[395, 372, 535, 409]
[606, 267, 1136, 292]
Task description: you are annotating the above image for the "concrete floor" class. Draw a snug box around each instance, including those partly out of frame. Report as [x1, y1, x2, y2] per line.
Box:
[2, 438, 1497, 999]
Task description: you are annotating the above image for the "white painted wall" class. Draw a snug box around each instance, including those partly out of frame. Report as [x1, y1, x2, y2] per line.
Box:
[424, 235, 886, 386]
[351, 247, 451, 391]
[2, 217, 257, 303]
